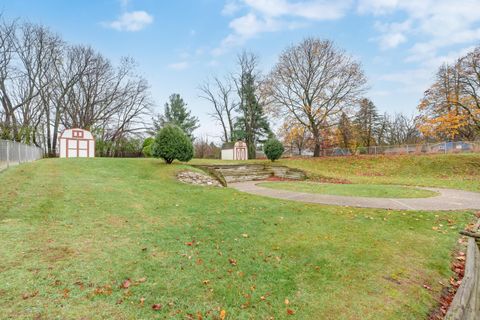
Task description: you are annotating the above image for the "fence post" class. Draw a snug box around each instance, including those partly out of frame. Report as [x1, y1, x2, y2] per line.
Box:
[6, 140, 9, 168]
[444, 141, 447, 154]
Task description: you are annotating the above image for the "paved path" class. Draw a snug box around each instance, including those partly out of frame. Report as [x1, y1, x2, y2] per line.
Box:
[229, 181, 480, 211]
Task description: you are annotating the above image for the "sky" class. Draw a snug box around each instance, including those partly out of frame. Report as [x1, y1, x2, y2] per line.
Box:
[1, 0, 480, 141]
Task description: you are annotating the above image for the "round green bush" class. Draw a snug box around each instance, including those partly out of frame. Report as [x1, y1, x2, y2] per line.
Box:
[152, 125, 194, 164]
[142, 137, 154, 157]
[263, 138, 284, 162]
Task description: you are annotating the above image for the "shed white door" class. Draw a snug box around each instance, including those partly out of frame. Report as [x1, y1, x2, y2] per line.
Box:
[66, 139, 89, 158]
[67, 139, 78, 158]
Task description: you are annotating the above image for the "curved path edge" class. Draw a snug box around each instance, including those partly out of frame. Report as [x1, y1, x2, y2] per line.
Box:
[229, 181, 480, 211]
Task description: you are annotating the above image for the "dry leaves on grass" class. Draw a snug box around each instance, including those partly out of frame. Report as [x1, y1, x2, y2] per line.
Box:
[22, 290, 39, 300]
[220, 309, 226, 320]
[152, 303, 163, 311]
[120, 279, 131, 289]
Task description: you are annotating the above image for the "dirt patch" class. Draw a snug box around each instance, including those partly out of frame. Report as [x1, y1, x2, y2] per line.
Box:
[42, 246, 76, 263]
[264, 176, 297, 182]
[309, 175, 352, 184]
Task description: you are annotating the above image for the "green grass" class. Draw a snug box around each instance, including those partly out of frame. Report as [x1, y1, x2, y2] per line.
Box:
[0, 157, 475, 319]
[257, 181, 439, 198]
[277, 154, 480, 192]
[193, 153, 480, 191]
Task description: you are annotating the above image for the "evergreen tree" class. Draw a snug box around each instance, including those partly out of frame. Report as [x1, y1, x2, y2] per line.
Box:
[154, 94, 199, 140]
[337, 112, 354, 151]
[353, 98, 382, 148]
[233, 52, 270, 159]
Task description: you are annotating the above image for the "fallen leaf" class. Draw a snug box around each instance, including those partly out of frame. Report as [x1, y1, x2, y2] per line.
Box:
[120, 279, 131, 289]
[152, 303, 163, 311]
[242, 233, 249, 238]
[137, 277, 147, 283]
[228, 258, 237, 266]
[287, 309, 295, 315]
[22, 290, 39, 300]
[220, 309, 226, 320]
[62, 288, 70, 298]
[284, 298, 290, 305]
[140, 297, 145, 306]
[423, 284, 432, 291]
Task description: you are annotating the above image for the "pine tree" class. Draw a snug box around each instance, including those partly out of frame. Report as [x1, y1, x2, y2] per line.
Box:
[233, 52, 270, 159]
[353, 98, 381, 148]
[337, 112, 354, 151]
[154, 94, 199, 140]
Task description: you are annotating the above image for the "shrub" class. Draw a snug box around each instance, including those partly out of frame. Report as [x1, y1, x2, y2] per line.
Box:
[263, 138, 284, 162]
[142, 137, 154, 157]
[152, 125, 194, 164]
[357, 146, 367, 155]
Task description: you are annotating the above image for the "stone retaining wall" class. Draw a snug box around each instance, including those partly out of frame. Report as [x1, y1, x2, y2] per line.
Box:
[193, 164, 306, 186]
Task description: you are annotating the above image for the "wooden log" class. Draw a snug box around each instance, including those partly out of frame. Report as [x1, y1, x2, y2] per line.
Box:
[445, 225, 480, 319]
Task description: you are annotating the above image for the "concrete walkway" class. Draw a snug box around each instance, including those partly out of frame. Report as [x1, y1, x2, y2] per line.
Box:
[229, 181, 480, 211]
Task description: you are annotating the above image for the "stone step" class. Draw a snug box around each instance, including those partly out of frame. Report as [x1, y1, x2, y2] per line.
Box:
[193, 164, 306, 186]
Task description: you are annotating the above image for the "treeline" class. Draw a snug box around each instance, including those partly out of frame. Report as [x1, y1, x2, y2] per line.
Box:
[418, 47, 480, 141]
[201, 39, 479, 158]
[0, 16, 151, 157]
[279, 99, 419, 155]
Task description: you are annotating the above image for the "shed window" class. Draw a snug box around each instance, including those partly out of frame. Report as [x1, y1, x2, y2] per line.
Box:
[72, 130, 84, 138]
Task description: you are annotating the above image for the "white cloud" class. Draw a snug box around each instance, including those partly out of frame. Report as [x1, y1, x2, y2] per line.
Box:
[215, 0, 351, 55]
[243, 0, 352, 20]
[373, 20, 410, 50]
[106, 11, 154, 32]
[168, 61, 189, 70]
[359, 0, 480, 57]
[222, 0, 242, 16]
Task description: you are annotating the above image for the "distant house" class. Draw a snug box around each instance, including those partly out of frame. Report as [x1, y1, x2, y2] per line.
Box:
[221, 141, 248, 160]
[59, 128, 95, 158]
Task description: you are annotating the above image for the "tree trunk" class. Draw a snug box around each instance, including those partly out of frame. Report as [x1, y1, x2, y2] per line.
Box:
[312, 127, 321, 157]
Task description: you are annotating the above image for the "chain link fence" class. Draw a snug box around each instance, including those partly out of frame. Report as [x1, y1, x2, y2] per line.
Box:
[284, 141, 480, 157]
[0, 140, 44, 172]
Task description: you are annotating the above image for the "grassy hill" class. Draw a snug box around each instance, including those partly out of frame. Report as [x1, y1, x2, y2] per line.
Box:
[277, 153, 480, 191]
[0, 157, 476, 319]
[194, 153, 480, 191]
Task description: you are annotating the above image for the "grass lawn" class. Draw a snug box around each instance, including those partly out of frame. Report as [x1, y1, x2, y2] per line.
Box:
[0, 157, 476, 319]
[276, 153, 480, 192]
[257, 181, 439, 198]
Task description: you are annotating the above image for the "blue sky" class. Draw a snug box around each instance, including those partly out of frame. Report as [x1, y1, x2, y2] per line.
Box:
[2, 0, 480, 140]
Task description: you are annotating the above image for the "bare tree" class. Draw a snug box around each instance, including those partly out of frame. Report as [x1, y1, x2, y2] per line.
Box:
[198, 76, 235, 143]
[265, 38, 367, 157]
[385, 113, 420, 145]
[0, 15, 153, 157]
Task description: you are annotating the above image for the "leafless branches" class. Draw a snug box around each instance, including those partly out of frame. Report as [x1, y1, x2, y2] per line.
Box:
[265, 38, 367, 156]
[0, 16, 152, 156]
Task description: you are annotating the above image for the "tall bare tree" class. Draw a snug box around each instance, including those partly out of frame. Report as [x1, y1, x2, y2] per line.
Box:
[265, 38, 367, 156]
[199, 77, 236, 143]
[0, 16, 152, 156]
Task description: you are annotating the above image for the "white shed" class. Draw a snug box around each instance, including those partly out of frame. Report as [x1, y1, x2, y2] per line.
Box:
[221, 141, 248, 160]
[59, 128, 95, 158]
